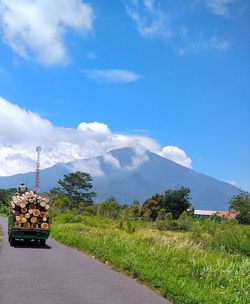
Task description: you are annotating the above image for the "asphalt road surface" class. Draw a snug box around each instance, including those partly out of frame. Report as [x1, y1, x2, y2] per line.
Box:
[0, 218, 171, 304]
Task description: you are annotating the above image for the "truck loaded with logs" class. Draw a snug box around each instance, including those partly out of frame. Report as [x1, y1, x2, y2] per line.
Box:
[8, 184, 50, 247]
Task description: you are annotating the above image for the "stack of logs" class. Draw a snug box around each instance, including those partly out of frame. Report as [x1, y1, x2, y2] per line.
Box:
[10, 191, 50, 229]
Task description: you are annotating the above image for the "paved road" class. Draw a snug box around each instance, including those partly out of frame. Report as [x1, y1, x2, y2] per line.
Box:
[0, 218, 171, 304]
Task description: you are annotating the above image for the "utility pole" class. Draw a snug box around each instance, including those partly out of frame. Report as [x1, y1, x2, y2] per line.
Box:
[35, 146, 41, 193]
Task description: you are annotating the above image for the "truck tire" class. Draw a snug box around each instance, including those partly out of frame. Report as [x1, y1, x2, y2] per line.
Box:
[40, 239, 46, 247]
[9, 237, 15, 247]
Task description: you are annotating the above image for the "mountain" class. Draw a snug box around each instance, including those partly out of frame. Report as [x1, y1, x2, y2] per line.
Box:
[0, 147, 239, 210]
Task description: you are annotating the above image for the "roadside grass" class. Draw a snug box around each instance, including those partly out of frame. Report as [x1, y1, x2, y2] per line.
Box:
[51, 214, 250, 304]
[0, 213, 7, 218]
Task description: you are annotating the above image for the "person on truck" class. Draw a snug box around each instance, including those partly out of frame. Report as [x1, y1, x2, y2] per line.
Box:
[18, 183, 28, 194]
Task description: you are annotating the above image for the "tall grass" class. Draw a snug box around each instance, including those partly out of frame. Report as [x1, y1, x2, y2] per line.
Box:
[51, 214, 250, 304]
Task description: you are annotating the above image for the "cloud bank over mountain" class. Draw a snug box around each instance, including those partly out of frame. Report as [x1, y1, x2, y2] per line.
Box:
[0, 97, 192, 176]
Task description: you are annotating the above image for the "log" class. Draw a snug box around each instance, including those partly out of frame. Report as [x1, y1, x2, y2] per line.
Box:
[20, 202, 26, 209]
[15, 215, 21, 221]
[40, 211, 46, 218]
[23, 222, 30, 228]
[14, 221, 22, 227]
[44, 204, 50, 210]
[30, 217, 38, 224]
[21, 207, 28, 214]
[21, 217, 27, 224]
[31, 223, 38, 229]
[33, 209, 40, 217]
[25, 213, 31, 219]
[41, 223, 49, 229]
[37, 218, 42, 225]
[40, 201, 46, 207]
[29, 204, 35, 210]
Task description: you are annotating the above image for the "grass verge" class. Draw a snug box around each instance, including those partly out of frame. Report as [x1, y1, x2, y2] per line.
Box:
[51, 215, 250, 304]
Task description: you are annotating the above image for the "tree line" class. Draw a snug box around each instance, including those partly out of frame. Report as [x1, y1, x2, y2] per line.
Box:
[1, 171, 250, 224]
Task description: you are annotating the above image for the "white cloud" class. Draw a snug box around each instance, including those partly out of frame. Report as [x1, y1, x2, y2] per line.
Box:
[0, 97, 161, 176]
[0, 97, 194, 175]
[227, 180, 237, 186]
[158, 146, 192, 169]
[0, 0, 94, 65]
[206, 0, 236, 17]
[68, 158, 104, 177]
[124, 146, 149, 171]
[102, 154, 121, 169]
[124, 0, 172, 38]
[84, 69, 141, 83]
[178, 36, 231, 55]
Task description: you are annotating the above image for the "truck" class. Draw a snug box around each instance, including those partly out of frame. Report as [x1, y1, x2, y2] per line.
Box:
[8, 184, 50, 247]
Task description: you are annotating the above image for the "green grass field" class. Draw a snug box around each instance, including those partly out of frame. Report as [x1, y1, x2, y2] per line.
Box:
[51, 214, 250, 304]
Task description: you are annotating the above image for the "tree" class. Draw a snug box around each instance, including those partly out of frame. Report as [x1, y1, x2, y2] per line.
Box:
[162, 187, 191, 220]
[157, 208, 166, 221]
[141, 194, 162, 221]
[53, 197, 70, 212]
[0, 188, 16, 214]
[141, 187, 191, 221]
[130, 202, 141, 220]
[229, 191, 250, 224]
[57, 172, 96, 209]
[96, 196, 121, 218]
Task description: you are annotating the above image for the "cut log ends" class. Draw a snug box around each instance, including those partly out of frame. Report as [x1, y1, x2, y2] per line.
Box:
[41, 223, 49, 229]
[10, 191, 50, 229]
[30, 217, 38, 224]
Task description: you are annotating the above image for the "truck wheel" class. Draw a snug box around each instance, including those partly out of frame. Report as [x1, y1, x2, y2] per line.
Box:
[40, 239, 46, 247]
[9, 237, 15, 247]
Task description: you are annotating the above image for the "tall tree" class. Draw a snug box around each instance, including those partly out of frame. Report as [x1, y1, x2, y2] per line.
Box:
[57, 172, 96, 208]
[162, 187, 191, 220]
[141, 187, 191, 221]
[229, 191, 250, 224]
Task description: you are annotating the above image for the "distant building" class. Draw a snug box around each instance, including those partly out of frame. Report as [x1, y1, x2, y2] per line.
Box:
[215, 211, 238, 220]
[193, 209, 238, 220]
[193, 210, 217, 218]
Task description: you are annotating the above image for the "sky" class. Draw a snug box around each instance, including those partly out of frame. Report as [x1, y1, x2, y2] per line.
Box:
[0, 0, 249, 190]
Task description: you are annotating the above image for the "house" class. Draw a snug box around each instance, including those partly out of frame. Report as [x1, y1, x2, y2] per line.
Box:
[193, 210, 217, 218]
[215, 211, 238, 220]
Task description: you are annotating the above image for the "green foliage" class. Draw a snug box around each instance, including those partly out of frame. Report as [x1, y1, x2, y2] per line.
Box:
[53, 197, 70, 211]
[229, 191, 250, 224]
[51, 214, 250, 304]
[57, 171, 96, 209]
[157, 208, 166, 220]
[0, 188, 16, 214]
[96, 197, 121, 219]
[141, 194, 162, 221]
[130, 202, 141, 219]
[141, 187, 191, 221]
[162, 187, 191, 219]
[156, 212, 192, 232]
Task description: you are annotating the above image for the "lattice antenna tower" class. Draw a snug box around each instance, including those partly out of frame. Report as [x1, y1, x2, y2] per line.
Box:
[35, 146, 41, 193]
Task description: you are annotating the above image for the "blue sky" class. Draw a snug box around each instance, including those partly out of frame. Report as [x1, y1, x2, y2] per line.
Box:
[0, 0, 249, 190]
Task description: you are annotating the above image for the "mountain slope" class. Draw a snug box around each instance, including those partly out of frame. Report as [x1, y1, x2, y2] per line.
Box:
[0, 147, 239, 210]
